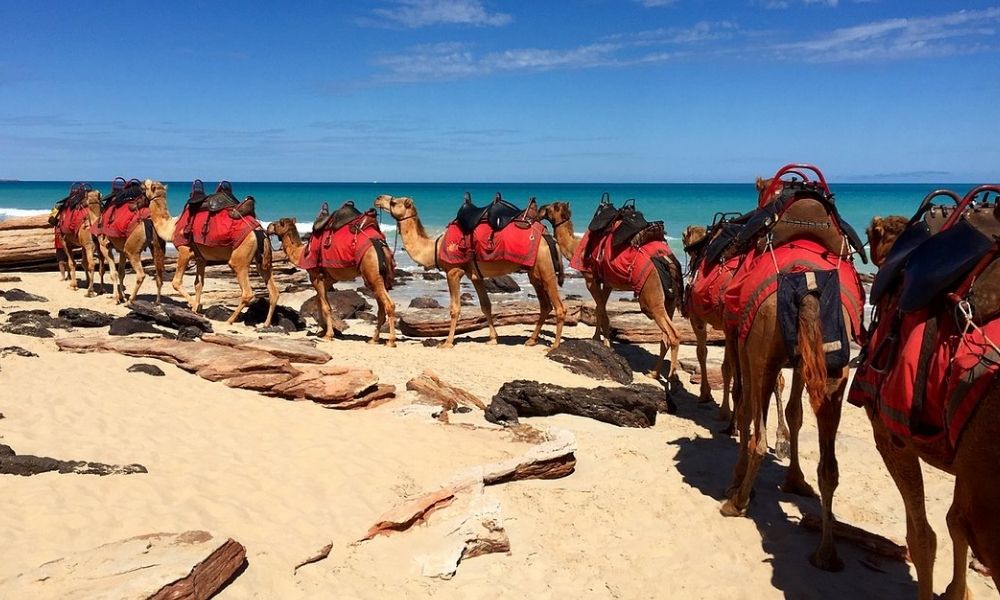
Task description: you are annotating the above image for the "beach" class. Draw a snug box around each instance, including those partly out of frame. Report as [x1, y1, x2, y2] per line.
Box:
[0, 265, 994, 599]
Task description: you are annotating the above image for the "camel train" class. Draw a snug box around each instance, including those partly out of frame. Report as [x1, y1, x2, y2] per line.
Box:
[44, 170, 1000, 595]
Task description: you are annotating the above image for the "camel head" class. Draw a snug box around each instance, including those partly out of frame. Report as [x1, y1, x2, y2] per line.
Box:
[537, 201, 572, 228]
[266, 217, 297, 237]
[84, 189, 102, 207]
[755, 176, 784, 205]
[374, 195, 415, 221]
[143, 180, 168, 207]
[866, 215, 908, 268]
[681, 225, 707, 252]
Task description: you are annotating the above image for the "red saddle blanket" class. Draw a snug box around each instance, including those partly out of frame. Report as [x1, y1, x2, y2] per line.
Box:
[687, 254, 741, 322]
[172, 205, 195, 247]
[849, 305, 1000, 464]
[57, 205, 90, 237]
[190, 210, 259, 248]
[94, 204, 150, 239]
[298, 217, 395, 279]
[569, 228, 674, 294]
[723, 238, 865, 344]
[437, 221, 545, 267]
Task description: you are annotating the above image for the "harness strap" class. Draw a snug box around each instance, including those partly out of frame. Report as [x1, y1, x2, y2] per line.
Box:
[910, 316, 938, 435]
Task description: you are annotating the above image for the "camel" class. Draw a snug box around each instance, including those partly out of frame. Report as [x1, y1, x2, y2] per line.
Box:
[537, 201, 682, 380]
[95, 184, 167, 305]
[57, 189, 106, 296]
[860, 214, 999, 598]
[143, 181, 278, 327]
[374, 194, 565, 348]
[267, 217, 396, 345]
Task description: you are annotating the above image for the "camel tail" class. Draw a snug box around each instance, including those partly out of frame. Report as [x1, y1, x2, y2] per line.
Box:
[798, 293, 827, 407]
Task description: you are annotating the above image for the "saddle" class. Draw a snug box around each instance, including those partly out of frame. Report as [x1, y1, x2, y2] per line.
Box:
[204, 181, 240, 213]
[186, 179, 207, 208]
[313, 201, 363, 233]
[101, 178, 146, 211]
[454, 192, 536, 235]
[586, 194, 665, 249]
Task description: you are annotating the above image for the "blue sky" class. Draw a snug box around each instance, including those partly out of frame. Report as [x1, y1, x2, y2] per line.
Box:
[1, 0, 999, 182]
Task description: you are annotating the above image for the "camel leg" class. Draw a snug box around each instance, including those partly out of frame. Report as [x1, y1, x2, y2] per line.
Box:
[98, 238, 119, 301]
[596, 283, 614, 346]
[943, 498, 972, 600]
[584, 276, 605, 343]
[193, 257, 207, 314]
[152, 238, 165, 304]
[718, 336, 734, 421]
[470, 276, 498, 345]
[809, 377, 846, 572]
[172, 246, 196, 309]
[81, 235, 97, 296]
[722, 344, 754, 505]
[227, 262, 254, 325]
[693, 317, 713, 403]
[365, 268, 396, 347]
[125, 248, 146, 306]
[525, 272, 551, 347]
[720, 334, 740, 433]
[531, 263, 566, 348]
[258, 249, 279, 327]
[310, 271, 335, 340]
[773, 371, 790, 460]
[441, 268, 464, 348]
[646, 306, 679, 381]
[780, 371, 816, 497]
[113, 247, 128, 304]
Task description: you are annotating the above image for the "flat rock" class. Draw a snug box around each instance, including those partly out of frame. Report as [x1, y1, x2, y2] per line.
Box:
[131, 300, 213, 332]
[0, 346, 38, 358]
[177, 325, 205, 341]
[678, 357, 724, 390]
[57, 307, 115, 328]
[579, 306, 725, 345]
[202, 334, 332, 364]
[127, 363, 165, 377]
[398, 301, 582, 337]
[0, 322, 54, 338]
[0, 288, 48, 302]
[0, 531, 246, 600]
[0, 443, 147, 476]
[271, 365, 379, 404]
[421, 271, 445, 281]
[547, 339, 633, 384]
[406, 370, 486, 411]
[409, 296, 441, 309]
[243, 297, 306, 332]
[486, 380, 664, 428]
[109, 316, 164, 337]
[483, 275, 520, 293]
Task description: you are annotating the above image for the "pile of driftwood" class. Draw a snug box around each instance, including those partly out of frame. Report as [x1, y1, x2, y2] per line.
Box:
[0, 215, 58, 271]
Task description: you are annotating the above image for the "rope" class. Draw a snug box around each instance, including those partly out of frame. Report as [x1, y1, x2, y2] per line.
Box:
[957, 300, 1000, 356]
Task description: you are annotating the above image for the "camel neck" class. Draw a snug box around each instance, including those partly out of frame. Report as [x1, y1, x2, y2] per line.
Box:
[552, 218, 579, 258]
[149, 195, 176, 242]
[280, 229, 305, 264]
[398, 215, 438, 269]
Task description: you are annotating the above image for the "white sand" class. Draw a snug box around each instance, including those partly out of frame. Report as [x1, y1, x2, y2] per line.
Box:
[0, 271, 994, 599]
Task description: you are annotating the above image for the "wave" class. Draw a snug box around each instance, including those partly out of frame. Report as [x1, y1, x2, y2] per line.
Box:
[0, 207, 51, 218]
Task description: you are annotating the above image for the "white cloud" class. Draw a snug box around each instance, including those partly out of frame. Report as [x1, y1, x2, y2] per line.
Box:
[369, 0, 512, 28]
[635, 0, 678, 7]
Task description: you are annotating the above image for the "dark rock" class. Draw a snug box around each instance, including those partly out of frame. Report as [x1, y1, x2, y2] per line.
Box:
[0, 323, 53, 338]
[356, 312, 376, 323]
[356, 286, 374, 298]
[421, 271, 445, 281]
[131, 300, 213, 332]
[127, 363, 165, 376]
[547, 339, 634, 385]
[460, 292, 475, 306]
[454, 406, 473, 414]
[300, 290, 371, 321]
[203, 305, 233, 322]
[0, 310, 68, 338]
[483, 275, 520, 294]
[57, 307, 115, 328]
[243, 298, 306, 332]
[0, 276, 22, 283]
[485, 380, 664, 428]
[421, 339, 440, 347]
[176, 326, 204, 341]
[0, 443, 147, 476]
[0, 289, 48, 302]
[409, 296, 441, 309]
[394, 269, 413, 279]
[566, 294, 583, 301]
[256, 325, 290, 335]
[1, 346, 38, 358]
[109, 317, 163, 337]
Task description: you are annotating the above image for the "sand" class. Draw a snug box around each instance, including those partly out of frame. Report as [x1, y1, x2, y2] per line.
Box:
[0, 269, 994, 599]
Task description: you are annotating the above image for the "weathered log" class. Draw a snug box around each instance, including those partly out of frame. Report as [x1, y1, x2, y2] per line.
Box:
[0, 443, 146, 476]
[799, 513, 909, 563]
[486, 380, 663, 428]
[397, 301, 582, 337]
[579, 305, 726, 345]
[0, 215, 59, 271]
[547, 338, 633, 384]
[0, 530, 246, 600]
[406, 370, 486, 411]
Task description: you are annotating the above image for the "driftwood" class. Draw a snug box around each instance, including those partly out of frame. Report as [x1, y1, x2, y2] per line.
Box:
[0, 443, 147, 476]
[578, 305, 726, 345]
[486, 380, 664, 428]
[0, 215, 60, 271]
[0, 531, 246, 600]
[799, 513, 909, 563]
[397, 301, 582, 337]
[547, 338, 633, 384]
[406, 370, 486, 411]
[293, 543, 333, 573]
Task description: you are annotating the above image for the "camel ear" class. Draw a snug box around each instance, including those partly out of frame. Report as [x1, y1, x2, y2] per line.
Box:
[403, 197, 413, 208]
[291, 217, 297, 224]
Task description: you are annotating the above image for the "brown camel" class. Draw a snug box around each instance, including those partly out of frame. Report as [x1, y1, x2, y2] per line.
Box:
[96, 183, 167, 305]
[681, 224, 789, 457]
[537, 201, 682, 380]
[57, 189, 106, 296]
[267, 217, 396, 345]
[375, 195, 565, 348]
[144, 181, 278, 327]
[861, 216, 999, 598]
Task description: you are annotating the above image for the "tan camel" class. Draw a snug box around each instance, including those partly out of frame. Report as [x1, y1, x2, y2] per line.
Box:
[267, 217, 396, 345]
[96, 184, 166, 305]
[537, 201, 682, 380]
[861, 217, 999, 599]
[143, 181, 278, 327]
[57, 189, 106, 296]
[374, 195, 565, 348]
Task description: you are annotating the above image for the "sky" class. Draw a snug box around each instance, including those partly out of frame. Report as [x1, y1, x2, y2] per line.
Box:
[1, 0, 999, 183]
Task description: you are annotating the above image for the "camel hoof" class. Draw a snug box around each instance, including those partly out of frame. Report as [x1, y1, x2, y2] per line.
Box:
[367, 338, 378, 345]
[85, 291, 94, 298]
[386, 341, 396, 348]
[719, 499, 746, 518]
[943, 581, 973, 600]
[809, 550, 844, 572]
[698, 392, 714, 404]
[602, 339, 611, 348]
[774, 438, 791, 461]
[524, 338, 537, 347]
[645, 370, 660, 380]
[781, 478, 817, 498]
[486, 338, 498, 346]
[438, 341, 454, 349]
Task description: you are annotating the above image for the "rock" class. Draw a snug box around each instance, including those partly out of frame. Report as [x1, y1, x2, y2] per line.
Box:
[109, 316, 164, 337]
[547, 339, 634, 384]
[566, 294, 582, 300]
[421, 271, 445, 281]
[271, 365, 380, 404]
[243, 297, 306, 332]
[394, 269, 413, 280]
[355, 312, 376, 323]
[486, 380, 664, 428]
[0, 275, 22, 282]
[579, 306, 726, 345]
[256, 325, 289, 335]
[460, 292, 474, 306]
[131, 300, 213, 332]
[0, 288, 48, 302]
[362, 486, 462, 541]
[483, 275, 520, 293]
[5, 309, 70, 330]
[406, 370, 486, 411]
[0, 346, 38, 358]
[0, 442, 146, 476]
[0, 322, 54, 338]
[419, 492, 510, 580]
[202, 334, 332, 364]
[203, 304, 233, 321]
[294, 543, 334, 573]
[421, 339, 440, 347]
[127, 363, 165, 376]
[300, 289, 370, 321]
[176, 325, 204, 341]
[409, 296, 441, 309]
[0, 531, 246, 599]
[398, 301, 582, 337]
[57, 307, 115, 328]
[678, 357, 724, 390]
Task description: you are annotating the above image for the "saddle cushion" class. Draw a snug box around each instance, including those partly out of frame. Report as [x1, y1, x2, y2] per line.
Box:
[766, 198, 850, 257]
[313, 201, 363, 233]
[173, 205, 196, 248]
[437, 221, 546, 268]
[723, 238, 865, 346]
[686, 253, 741, 322]
[94, 203, 150, 239]
[190, 210, 259, 248]
[298, 213, 392, 275]
[57, 204, 91, 237]
[454, 195, 533, 235]
[569, 224, 676, 295]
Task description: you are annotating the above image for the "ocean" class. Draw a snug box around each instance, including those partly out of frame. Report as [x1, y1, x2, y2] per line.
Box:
[0, 180, 973, 275]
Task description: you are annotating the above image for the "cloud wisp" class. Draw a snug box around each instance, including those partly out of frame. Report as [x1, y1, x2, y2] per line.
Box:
[365, 0, 511, 28]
